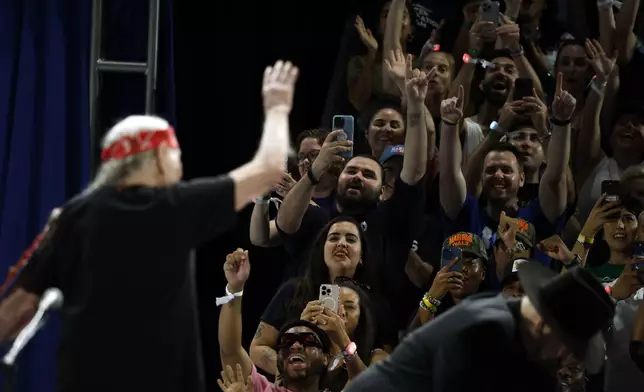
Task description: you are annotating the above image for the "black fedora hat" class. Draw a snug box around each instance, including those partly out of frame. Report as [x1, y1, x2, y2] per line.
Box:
[517, 262, 615, 360]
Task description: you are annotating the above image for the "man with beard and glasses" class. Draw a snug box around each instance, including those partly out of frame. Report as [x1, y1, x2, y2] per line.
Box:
[276, 69, 429, 333]
[344, 262, 615, 392]
[218, 249, 330, 392]
[439, 76, 575, 280]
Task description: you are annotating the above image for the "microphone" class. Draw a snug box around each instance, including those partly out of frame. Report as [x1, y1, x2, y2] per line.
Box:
[2, 288, 63, 366]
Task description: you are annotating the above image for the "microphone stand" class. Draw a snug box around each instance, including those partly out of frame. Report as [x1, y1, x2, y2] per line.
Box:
[2, 362, 17, 392]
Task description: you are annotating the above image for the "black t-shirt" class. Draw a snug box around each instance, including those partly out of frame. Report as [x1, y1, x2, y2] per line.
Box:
[276, 175, 426, 333]
[345, 293, 556, 392]
[17, 177, 237, 392]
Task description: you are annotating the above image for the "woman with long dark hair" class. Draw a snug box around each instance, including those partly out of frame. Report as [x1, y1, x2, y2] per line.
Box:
[249, 216, 385, 387]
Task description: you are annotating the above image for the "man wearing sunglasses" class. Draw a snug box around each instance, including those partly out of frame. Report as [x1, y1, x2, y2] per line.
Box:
[218, 249, 331, 392]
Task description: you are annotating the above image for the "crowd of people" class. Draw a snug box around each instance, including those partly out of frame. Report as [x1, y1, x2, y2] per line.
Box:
[2, 0, 644, 392]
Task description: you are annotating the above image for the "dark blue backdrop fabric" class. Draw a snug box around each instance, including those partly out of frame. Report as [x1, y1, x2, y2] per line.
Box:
[0, 1, 175, 391]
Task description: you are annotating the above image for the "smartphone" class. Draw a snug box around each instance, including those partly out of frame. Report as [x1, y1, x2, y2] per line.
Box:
[513, 78, 534, 101]
[601, 180, 621, 203]
[441, 247, 463, 272]
[332, 115, 355, 160]
[480, 1, 500, 25]
[633, 259, 644, 283]
[319, 284, 340, 313]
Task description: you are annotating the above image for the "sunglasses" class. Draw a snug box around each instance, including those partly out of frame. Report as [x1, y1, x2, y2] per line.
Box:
[278, 332, 323, 351]
[333, 276, 372, 292]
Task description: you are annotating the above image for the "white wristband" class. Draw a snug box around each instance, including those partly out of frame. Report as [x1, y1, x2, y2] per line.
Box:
[597, 0, 613, 9]
[216, 284, 244, 306]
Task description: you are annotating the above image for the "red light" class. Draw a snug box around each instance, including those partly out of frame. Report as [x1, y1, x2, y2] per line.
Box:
[432, 44, 440, 52]
[604, 285, 612, 295]
[462, 53, 471, 63]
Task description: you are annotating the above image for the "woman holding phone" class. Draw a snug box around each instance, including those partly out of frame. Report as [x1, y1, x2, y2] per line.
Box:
[249, 217, 388, 384]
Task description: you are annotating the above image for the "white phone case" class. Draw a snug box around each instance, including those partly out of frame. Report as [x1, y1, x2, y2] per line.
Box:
[319, 284, 340, 313]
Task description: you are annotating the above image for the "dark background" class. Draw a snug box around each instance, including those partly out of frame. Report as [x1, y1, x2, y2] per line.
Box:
[173, 1, 362, 388]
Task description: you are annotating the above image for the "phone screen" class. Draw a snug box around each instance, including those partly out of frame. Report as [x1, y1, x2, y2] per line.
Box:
[441, 248, 462, 272]
[601, 180, 621, 203]
[513, 78, 534, 101]
[332, 115, 355, 159]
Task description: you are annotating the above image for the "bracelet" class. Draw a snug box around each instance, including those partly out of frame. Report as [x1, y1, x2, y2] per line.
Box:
[254, 197, 270, 204]
[419, 297, 438, 313]
[442, 118, 459, 126]
[307, 169, 319, 185]
[577, 233, 595, 245]
[510, 46, 525, 57]
[550, 117, 571, 126]
[424, 294, 441, 307]
[216, 284, 244, 306]
[463, 21, 474, 30]
[566, 254, 581, 267]
[468, 48, 481, 57]
[597, 0, 614, 9]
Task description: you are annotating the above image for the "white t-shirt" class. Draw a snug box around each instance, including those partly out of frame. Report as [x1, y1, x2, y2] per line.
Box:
[461, 118, 485, 168]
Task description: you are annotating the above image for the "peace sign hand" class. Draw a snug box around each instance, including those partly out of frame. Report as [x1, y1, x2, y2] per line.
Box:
[405, 68, 430, 103]
[585, 38, 617, 83]
[440, 85, 465, 124]
[552, 73, 577, 122]
[218, 364, 254, 392]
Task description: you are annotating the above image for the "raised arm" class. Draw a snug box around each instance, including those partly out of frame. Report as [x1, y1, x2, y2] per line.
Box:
[229, 61, 298, 212]
[615, 0, 640, 65]
[438, 86, 467, 219]
[276, 130, 350, 234]
[575, 40, 615, 181]
[539, 73, 575, 223]
[218, 249, 254, 377]
[400, 66, 430, 185]
[382, 0, 407, 95]
[496, 14, 544, 98]
[348, 16, 379, 111]
[249, 199, 281, 247]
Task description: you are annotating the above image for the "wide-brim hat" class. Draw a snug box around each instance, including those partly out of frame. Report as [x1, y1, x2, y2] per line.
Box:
[517, 262, 615, 362]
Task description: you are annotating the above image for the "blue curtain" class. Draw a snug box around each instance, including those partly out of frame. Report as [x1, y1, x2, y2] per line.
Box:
[0, 0, 175, 391]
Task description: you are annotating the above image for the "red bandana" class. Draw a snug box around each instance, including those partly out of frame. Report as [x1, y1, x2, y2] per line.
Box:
[100, 127, 179, 161]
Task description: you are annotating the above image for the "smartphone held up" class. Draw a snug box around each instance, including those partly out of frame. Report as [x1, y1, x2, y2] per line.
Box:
[332, 115, 355, 160]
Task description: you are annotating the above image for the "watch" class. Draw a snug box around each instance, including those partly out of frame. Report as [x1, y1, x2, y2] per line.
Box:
[342, 342, 358, 360]
[489, 121, 507, 136]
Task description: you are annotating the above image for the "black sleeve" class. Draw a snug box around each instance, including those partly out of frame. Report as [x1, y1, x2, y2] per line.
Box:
[630, 341, 644, 372]
[260, 281, 297, 329]
[15, 216, 68, 296]
[276, 204, 330, 257]
[383, 174, 426, 245]
[170, 176, 237, 247]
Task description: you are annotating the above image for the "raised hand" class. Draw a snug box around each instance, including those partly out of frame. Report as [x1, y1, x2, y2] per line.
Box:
[497, 87, 522, 129]
[420, 19, 445, 59]
[551, 72, 577, 121]
[440, 85, 465, 124]
[427, 258, 464, 299]
[384, 49, 411, 91]
[262, 60, 299, 114]
[585, 38, 617, 82]
[275, 172, 296, 197]
[405, 68, 430, 103]
[223, 249, 251, 292]
[538, 235, 575, 264]
[611, 264, 644, 301]
[355, 15, 378, 54]
[217, 364, 254, 392]
[582, 194, 622, 238]
[495, 14, 521, 50]
[521, 89, 548, 133]
[314, 308, 350, 347]
[310, 130, 352, 180]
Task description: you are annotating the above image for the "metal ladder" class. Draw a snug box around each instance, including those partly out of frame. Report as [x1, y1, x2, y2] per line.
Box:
[89, 0, 161, 173]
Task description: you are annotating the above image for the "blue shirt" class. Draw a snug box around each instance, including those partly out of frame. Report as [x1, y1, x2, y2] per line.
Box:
[442, 195, 565, 287]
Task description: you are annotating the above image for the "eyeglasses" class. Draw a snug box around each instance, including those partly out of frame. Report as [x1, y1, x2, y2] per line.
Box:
[278, 332, 323, 350]
[334, 276, 372, 292]
[297, 150, 320, 165]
